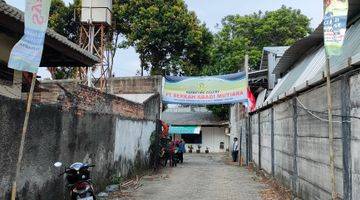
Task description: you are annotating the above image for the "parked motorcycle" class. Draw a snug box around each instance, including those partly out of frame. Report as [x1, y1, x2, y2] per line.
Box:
[54, 162, 96, 200]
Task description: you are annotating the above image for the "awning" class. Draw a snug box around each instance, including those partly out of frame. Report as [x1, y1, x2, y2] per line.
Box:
[169, 125, 201, 135]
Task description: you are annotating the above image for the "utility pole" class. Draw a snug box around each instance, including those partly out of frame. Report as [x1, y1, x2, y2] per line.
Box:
[245, 55, 249, 82]
[239, 54, 249, 166]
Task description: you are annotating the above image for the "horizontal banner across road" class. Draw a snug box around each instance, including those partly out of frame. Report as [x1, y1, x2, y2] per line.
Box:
[162, 72, 248, 105]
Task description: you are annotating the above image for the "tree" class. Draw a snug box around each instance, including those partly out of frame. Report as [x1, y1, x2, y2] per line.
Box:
[47, 0, 212, 78]
[113, 0, 213, 76]
[203, 6, 311, 76]
[204, 6, 311, 119]
[47, 0, 81, 79]
[49, 0, 80, 43]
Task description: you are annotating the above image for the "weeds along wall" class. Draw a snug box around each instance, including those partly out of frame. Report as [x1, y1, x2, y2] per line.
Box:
[243, 71, 360, 200]
[0, 94, 157, 200]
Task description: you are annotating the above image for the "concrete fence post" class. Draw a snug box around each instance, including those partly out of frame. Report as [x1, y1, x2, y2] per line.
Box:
[292, 98, 298, 199]
[240, 127, 243, 165]
[341, 75, 352, 200]
[247, 116, 252, 164]
[271, 107, 275, 177]
[258, 113, 261, 169]
[246, 116, 249, 165]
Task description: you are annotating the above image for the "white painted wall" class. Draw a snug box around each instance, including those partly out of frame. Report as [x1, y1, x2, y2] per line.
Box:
[200, 126, 227, 153]
[113, 118, 156, 176]
[229, 104, 240, 148]
[0, 70, 22, 99]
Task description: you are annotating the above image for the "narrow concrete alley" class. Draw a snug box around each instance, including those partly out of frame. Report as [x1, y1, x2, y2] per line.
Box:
[110, 153, 266, 200]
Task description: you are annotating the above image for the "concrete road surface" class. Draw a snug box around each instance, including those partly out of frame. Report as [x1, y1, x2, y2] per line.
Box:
[112, 153, 266, 200]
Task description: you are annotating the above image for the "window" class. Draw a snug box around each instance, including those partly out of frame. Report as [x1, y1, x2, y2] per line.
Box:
[0, 61, 14, 85]
[182, 131, 202, 144]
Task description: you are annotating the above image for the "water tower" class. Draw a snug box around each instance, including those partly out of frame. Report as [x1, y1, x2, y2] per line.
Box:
[79, 0, 113, 89]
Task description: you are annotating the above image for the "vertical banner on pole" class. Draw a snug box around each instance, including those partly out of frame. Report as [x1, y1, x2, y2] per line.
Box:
[323, 1, 348, 199]
[8, 0, 51, 73]
[9, 1, 51, 199]
[324, 0, 349, 56]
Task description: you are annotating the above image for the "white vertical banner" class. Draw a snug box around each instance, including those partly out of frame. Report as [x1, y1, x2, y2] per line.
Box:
[8, 0, 52, 73]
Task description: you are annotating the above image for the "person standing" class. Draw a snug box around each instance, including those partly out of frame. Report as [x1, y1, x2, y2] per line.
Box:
[178, 139, 186, 163]
[169, 140, 176, 167]
[232, 137, 239, 162]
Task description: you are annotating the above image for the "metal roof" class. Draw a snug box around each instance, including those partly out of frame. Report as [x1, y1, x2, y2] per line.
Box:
[0, 1, 99, 66]
[264, 15, 360, 104]
[265, 46, 325, 103]
[260, 46, 289, 70]
[263, 46, 289, 55]
[162, 107, 228, 126]
[273, 0, 360, 76]
[273, 25, 324, 76]
[249, 69, 267, 79]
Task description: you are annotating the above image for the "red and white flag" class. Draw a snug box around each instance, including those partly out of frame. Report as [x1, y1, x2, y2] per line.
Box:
[247, 88, 256, 112]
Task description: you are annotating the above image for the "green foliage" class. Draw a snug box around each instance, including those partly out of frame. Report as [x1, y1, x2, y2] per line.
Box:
[48, 0, 81, 79]
[203, 5, 311, 75]
[49, 0, 80, 43]
[113, 0, 213, 75]
[207, 105, 230, 120]
[52, 67, 78, 79]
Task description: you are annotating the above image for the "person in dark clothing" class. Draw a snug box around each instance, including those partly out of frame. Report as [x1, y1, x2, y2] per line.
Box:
[232, 137, 239, 162]
[178, 139, 186, 163]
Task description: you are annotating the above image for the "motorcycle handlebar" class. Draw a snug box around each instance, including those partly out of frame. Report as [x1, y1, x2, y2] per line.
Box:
[57, 165, 94, 177]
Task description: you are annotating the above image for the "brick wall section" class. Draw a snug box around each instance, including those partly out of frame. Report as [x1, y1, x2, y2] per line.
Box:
[23, 80, 146, 120]
[63, 85, 145, 119]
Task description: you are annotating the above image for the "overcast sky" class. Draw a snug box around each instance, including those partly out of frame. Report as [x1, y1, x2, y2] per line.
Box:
[6, 0, 323, 79]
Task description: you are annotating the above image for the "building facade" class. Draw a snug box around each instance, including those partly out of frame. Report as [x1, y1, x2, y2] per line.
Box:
[162, 107, 229, 153]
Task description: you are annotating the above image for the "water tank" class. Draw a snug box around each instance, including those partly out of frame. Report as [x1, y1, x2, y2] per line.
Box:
[81, 0, 112, 25]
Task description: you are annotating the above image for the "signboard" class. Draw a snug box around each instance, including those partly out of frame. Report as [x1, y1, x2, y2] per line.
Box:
[8, 0, 51, 73]
[323, 0, 349, 56]
[169, 126, 201, 135]
[162, 72, 248, 105]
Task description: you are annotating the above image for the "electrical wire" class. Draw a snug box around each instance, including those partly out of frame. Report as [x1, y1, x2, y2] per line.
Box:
[295, 97, 353, 123]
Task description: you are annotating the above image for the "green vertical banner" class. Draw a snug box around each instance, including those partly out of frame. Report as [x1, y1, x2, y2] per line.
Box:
[8, 0, 52, 73]
[323, 0, 349, 56]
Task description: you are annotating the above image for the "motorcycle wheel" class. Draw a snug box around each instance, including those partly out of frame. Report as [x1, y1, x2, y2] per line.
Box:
[71, 192, 96, 200]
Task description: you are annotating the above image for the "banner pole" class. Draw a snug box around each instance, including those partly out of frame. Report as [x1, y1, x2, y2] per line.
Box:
[325, 58, 336, 199]
[245, 55, 249, 81]
[11, 73, 37, 200]
[240, 54, 249, 166]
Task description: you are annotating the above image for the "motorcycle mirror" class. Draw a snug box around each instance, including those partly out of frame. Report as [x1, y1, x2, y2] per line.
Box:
[54, 162, 62, 168]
